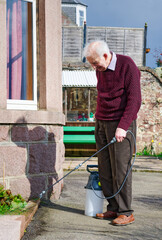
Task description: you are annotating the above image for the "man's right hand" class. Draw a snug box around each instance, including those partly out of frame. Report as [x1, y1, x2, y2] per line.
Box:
[115, 128, 126, 142]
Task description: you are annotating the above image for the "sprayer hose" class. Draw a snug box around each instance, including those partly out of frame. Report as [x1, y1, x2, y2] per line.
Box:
[91, 130, 136, 200]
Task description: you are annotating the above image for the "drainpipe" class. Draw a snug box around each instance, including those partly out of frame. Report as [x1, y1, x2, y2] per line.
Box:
[88, 88, 90, 120]
[83, 21, 87, 62]
[143, 23, 147, 66]
[65, 88, 67, 122]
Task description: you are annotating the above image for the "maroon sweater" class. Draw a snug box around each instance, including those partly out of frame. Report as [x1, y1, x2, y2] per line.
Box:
[95, 54, 141, 131]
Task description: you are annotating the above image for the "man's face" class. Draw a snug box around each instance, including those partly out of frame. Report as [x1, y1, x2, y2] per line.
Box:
[87, 53, 110, 72]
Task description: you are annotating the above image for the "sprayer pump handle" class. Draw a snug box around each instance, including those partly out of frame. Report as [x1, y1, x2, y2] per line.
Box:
[87, 165, 99, 173]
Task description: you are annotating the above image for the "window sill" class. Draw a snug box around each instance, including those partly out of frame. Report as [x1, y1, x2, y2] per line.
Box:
[0, 109, 65, 125]
[7, 100, 37, 111]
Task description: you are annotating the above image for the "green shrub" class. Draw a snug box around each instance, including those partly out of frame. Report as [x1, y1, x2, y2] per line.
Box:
[0, 184, 27, 214]
[137, 147, 162, 158]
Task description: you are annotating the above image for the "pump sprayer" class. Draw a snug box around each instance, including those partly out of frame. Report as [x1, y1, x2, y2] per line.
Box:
[85, 165, 104, 216]
[39, 130, 136, 216]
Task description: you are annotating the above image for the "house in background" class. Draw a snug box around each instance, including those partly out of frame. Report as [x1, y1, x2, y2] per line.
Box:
[62, 0, 87, 26]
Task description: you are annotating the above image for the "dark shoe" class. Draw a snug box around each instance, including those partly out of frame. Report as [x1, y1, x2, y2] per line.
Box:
[112, 214, 135, 226]
[96, 211, 117, 219]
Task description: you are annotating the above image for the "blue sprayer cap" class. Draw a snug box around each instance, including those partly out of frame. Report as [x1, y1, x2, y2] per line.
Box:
[85, 165, 102, 191]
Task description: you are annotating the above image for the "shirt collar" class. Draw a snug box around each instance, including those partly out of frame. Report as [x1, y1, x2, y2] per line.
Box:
[107, 52, 117, 71]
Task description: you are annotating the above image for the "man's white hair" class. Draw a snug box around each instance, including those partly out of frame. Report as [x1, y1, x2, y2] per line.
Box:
[83, 40, 110, 58]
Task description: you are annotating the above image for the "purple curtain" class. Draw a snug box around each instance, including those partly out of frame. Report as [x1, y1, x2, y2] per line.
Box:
[7, 0, 27, 100]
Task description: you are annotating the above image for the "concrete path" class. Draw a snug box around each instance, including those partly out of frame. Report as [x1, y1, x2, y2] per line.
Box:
[63, 156, 162, 172]
[22, 158, 162, 240]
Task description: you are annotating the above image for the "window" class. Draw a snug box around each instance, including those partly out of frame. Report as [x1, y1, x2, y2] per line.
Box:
[63, 87, 97, 122]
[79, 10, 84, 27]
[7, 0, 37, 110]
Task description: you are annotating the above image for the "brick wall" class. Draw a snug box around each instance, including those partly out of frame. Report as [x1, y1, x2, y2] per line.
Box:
[0, 124, 65, 200]
[137, 67, 162, 154]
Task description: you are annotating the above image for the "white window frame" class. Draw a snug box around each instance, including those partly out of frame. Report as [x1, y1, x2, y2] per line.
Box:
[79, 10, 84, 27]
[7, 0, 37, 111]
[62, 4, 86, 27]
[76, 5, 86, 27]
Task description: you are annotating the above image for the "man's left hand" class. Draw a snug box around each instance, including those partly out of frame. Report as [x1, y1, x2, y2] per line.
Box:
[115, 128, 126, 142]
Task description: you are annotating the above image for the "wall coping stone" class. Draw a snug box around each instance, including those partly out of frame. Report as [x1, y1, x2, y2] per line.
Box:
[63, 62, 92, 70]
[139, 66, 162, 83]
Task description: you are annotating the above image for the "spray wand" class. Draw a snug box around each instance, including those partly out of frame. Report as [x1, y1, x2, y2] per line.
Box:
[39, 136, 117, 199]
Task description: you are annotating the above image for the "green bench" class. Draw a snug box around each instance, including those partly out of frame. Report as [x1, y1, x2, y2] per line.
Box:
[63, 126, 96, 144]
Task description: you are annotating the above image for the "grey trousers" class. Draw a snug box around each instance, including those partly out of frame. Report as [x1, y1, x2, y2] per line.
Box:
[95, 119, 136, 216]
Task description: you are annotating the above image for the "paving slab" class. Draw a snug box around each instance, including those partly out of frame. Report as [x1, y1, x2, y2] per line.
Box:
[0, 215, 23, 240]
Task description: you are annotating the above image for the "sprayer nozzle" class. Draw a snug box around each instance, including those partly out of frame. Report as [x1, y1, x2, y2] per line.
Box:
[39, 190, 46, 199]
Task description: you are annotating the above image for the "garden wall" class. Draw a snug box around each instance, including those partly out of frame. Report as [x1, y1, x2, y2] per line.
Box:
[137, 67, 162, 154]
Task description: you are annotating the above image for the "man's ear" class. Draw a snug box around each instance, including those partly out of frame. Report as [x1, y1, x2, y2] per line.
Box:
[103, 53, 108, 60]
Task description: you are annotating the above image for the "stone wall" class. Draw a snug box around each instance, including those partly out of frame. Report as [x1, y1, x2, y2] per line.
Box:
[0, 123, 64, 200]
[137, 67, 162, 154]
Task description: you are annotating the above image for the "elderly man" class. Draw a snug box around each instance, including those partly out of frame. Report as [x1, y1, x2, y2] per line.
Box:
[83, 41, 141, 226]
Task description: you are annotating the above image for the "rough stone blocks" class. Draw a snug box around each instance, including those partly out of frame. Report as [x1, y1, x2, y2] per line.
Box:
[10, 175, 46, 200]
[0, 145, 27, 177]
[11, 125, 47, 142]
[28, 143, 57, 174]
[0, 125, 10, 142]
[0, 123, 64, 200]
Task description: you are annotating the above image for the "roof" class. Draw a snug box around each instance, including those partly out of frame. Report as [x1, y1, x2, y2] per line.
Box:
[62, 70, 97, 87]
[61, 0, 87, 7]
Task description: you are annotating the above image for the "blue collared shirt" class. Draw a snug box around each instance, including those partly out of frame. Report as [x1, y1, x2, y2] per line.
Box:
[108, 52, 117, 71]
